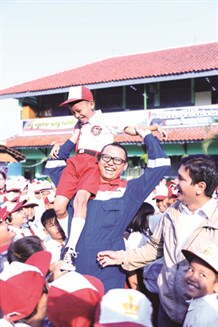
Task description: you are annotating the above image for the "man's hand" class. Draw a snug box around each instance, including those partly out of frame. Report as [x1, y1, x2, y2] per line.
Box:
[155, 125, 168, 141]
[50, 143, 61, 159]
[97, 251, 119, 267]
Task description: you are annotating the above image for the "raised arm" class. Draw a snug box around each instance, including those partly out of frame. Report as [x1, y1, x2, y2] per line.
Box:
[124, 125, 167, 141]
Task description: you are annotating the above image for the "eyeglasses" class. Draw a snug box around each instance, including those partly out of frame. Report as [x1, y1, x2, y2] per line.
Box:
[100, 154, 126, 165]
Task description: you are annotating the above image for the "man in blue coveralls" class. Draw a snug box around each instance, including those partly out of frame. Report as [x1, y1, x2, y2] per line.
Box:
[45, 126, 170, 292]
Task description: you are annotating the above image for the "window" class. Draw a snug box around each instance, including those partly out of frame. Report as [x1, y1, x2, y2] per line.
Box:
[95, 87, 123, 112]
[159, 79, 192, 108]
[125, 84, 144, 110]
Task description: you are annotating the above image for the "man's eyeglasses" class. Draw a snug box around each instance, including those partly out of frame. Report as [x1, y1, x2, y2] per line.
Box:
[100, 154, 126, 165]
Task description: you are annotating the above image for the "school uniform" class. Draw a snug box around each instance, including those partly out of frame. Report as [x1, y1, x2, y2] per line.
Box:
[183, 294, 218, 327]
[44, 237, 65, 263]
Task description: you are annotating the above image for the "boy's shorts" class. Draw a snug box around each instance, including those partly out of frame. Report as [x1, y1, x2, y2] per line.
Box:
[56, 154, 100, 199]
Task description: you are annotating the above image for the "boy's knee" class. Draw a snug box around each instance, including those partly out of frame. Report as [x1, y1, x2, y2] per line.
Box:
[54, 202, 67, 218]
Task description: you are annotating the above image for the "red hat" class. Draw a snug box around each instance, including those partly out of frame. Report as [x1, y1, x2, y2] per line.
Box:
[94, 288, 153, 326]
[153, 187, 168, 201]
[5, 199, 27, 215]
[60, 86, 93, 107]
[47, 272, 104, 327]
[0, 251, 51, 322]
[0, 206, 8, 221]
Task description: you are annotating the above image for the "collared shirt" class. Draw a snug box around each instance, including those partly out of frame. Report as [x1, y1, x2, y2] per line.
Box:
[177, 198, 216, 249]
[183, 294, 218, 327]
[77, 110, 125, 152]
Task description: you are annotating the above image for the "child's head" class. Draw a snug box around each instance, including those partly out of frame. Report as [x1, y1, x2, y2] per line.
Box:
[7, 235, 44, 264]
[4, 200, 28, 228]
[41, 209, 65, 242]
[60, 86, 95, 123]
[0, 251, 51, 324]
[126, 202, 155, 233]
[182, 244, 218, 299]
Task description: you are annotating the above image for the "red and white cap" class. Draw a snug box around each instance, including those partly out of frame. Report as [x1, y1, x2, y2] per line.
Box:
[6, 179, 22, 193]
[22, 195, 39, 208]
[47, 272, 104, 327]
[0, 199, 27, 221]
[44, 190, 56, 205]
[5, 199, 27, 215]
[0, 251, 51, 322]
[94, 288, 153, 327]
[0, 206, 8, 221]
[153, 186, 178, 200]
[153, 187, 169, 200]
[60, 86, 93, 107]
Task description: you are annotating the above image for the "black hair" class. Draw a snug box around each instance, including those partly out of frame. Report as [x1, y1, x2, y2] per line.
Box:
[181, 155, 218, 197]
[126, 202, 155, 233]
[98, 142, 128, 161]
[7, 235, 44, 263]
[41, 208, 57, 227]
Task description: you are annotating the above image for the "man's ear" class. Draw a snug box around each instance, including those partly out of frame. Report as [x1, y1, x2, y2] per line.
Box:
[90, 100, 95, 110]
[97, 154, 101, 162]
[196, 181, 206, 195]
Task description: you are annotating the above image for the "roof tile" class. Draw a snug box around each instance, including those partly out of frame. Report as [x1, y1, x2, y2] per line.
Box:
[1, 42, 218, 96]
[5, 125, 218, 148]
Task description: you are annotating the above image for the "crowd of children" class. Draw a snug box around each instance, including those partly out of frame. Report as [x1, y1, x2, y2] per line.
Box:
[0, 86, 217, 326]
[0, 172, 217, 326]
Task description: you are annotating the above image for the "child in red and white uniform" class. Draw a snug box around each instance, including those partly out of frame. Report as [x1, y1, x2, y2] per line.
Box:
[46, 85, 164, 270]
[41, 208, 66, 265]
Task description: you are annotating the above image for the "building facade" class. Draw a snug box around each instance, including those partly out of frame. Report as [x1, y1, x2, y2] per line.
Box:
[0, 42, 217, 179]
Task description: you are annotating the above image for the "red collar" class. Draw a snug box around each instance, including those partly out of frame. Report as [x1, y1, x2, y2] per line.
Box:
[99, 178, 127, 191]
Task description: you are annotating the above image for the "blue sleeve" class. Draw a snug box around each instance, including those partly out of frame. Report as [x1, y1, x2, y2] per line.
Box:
[58, 139, 76, 160]
[123, 133, 171, 207]
[44, 139, 76, 186]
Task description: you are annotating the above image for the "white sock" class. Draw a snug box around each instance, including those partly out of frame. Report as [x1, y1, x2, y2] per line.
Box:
[65, 217, 85, 250]
[57, 215, 69, 238]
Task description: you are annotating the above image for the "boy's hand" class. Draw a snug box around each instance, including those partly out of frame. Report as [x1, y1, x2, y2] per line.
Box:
[48, 260, 68, 282]
[50, 143, 61, 159]
[124, 126, 137, 136]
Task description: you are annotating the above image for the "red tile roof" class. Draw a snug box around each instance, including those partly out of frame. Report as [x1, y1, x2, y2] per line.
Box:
[5, 125, 218, 149]
[1, 42, 218, 96]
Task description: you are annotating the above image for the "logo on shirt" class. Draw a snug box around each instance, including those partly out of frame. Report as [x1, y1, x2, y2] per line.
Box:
[91, 125, 102, 136]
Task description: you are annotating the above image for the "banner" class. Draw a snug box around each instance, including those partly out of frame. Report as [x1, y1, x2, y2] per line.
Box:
[22, 105, 218, 135]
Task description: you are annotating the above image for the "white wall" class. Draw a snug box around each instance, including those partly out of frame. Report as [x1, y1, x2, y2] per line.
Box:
[0, 99, 21, 141]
